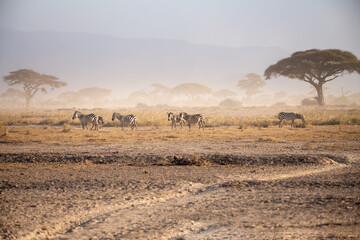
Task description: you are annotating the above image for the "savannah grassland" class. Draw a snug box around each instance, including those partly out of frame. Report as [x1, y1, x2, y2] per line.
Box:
[0, 107, 360, 145]
[1, 107, 360, 239]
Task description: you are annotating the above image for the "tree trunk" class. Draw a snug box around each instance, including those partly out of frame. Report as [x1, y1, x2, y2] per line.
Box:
[25, 97, 31, 109]
[314, 85, 325, 106]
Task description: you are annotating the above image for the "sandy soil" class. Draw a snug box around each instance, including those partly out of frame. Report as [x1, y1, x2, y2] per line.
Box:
[1, 140, 360, 239]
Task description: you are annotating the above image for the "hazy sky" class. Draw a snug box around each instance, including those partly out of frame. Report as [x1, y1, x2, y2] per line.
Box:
[1, 0, 360, 54]
[0, 0, 359, 101]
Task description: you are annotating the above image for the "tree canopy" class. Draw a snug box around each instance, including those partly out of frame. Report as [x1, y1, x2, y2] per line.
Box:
[77, 87, 111, 101]
[264, 49, 360, 106]
[237, 73, 265, 99]
[172, 83, 212, 101]
[150, 83, 171, 94]
[3, 69, 66, 108]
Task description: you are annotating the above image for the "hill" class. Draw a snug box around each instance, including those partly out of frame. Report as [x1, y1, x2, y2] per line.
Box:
[0, 27, 289, 96]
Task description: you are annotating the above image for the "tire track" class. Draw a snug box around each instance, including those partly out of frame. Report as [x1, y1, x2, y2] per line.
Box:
[43, 163, 348, 240]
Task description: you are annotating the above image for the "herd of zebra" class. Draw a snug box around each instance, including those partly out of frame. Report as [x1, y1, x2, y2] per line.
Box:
[71, 111, 305, 130]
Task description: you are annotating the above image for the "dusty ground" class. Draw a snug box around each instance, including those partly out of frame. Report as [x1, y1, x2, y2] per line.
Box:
[1, 126, 360, 239]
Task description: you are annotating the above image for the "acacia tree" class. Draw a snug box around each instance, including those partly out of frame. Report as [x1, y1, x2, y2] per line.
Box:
[172, 83, 212, 102]
[148, 83, 171, 104]
[237, 73, 266, 99]
[150, 83, 171, 95]
[3, 69, 67, 108]
[264, 49, 360, 106]
[128, 90, 149, 102]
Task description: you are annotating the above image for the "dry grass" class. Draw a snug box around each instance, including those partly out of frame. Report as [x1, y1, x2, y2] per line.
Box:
[0, 124, 359, 145]
[303, 110, 360, 125]
[1, 108, 359, 127]
[0, 107, 359, 145]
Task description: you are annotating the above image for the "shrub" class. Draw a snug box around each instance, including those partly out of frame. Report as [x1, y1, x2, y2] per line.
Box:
[218, 98, 242, 108]
[62, 123, 71, 132]
[301, 98, 318, 106]
[271, 102, 288, 107]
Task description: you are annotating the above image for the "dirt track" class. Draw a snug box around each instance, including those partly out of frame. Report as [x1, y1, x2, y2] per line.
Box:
[1, 141, 360, 239]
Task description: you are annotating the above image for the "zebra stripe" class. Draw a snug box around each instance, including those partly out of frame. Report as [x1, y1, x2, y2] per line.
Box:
[167, 112, 185, 129]
[179, 112, 205, 130]
[91, 116, 104, 130]
[278, 112, 305, 128]
[112, 112, 138, 130]
[72, 111, 99, 130]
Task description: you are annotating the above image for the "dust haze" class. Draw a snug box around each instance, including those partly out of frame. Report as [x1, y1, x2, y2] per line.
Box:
[0, 0, 359, 110]
[1, 2, 360, 239]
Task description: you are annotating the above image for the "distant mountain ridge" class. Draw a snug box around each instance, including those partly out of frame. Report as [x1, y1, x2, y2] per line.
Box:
[0, 27, 290, 95]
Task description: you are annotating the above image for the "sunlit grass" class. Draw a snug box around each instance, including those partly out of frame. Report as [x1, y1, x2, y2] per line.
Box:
[0, 124, 359, 145]
[1, 108, 359, 128]
[0, 108, 359, 145]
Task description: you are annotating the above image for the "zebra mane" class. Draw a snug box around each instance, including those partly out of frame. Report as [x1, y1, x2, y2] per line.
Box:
[72, 111, 83, 119]
[112, 112, 122, 121]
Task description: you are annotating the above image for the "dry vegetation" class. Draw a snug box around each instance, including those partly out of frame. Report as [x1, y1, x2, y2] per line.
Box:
[1, 107, 360, 240]
[0, 107, 359, 145]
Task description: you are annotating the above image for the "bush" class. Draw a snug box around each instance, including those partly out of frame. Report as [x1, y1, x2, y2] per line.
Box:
[218, 98, 242, 108]
[301, 98, 318, 106]
[271, 102, 288, 107]
[62, 123, 71, 132]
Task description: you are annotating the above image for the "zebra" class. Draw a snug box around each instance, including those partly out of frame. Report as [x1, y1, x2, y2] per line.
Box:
[112, 112, 138, 130]
[72, 111, 99, 130]
[179, 112, 205, 130]
[90, 116, 104, 130]
[278, 112, 305, 128]
[167, 112, 185, 129]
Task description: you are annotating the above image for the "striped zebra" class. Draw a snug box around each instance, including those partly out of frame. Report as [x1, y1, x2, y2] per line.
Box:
[179, 112, 205, 130]
[278, 112, 305, 128]
[167, 112, 185, 129]
[90, 116, 104, 130]
[112, 112, 138, 130]
[72, 111, 99, 130]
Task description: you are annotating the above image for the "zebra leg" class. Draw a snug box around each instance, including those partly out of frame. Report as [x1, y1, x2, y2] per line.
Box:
[131, 122, 137, 130]
[188, 123, 191, 131]
[90, 121, 96, 130]
[122, 123, 125, 131]
[199, 120, 204, 130]
[291, 120, 294, 127]
[279, 119, 282, 128]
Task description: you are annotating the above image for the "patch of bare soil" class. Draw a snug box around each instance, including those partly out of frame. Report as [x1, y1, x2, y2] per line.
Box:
[1, 141, 359, 239]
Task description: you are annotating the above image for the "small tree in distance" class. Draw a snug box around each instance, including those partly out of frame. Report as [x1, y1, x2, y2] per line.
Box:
[264, 49, 360, 106]
[172, 83, 212, 102]
[237, 73, 266, 99]
[3, 69, 67, 108]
